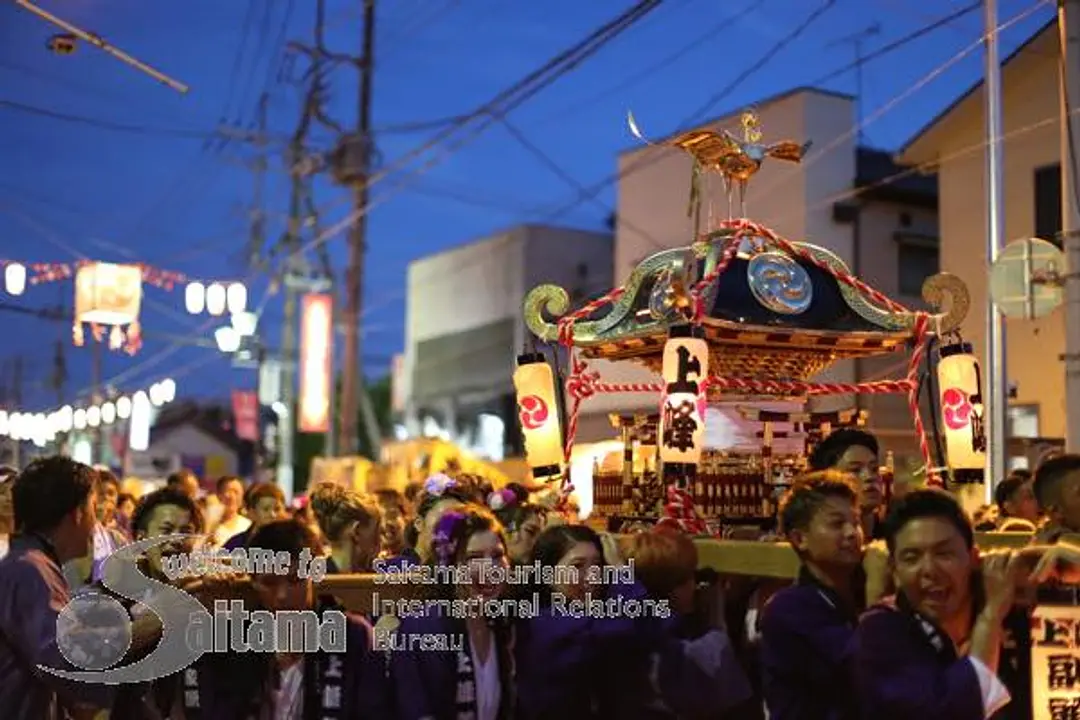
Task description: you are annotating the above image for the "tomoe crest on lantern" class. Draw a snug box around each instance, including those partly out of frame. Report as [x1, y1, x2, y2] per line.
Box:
[659, 326, 708, 467]
[73, 262, 143, 354]
[937, 340, 986, 471]
[513, 354, 563, 481]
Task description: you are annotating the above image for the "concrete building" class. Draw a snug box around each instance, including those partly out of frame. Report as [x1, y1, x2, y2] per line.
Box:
[402, 224, 613, 458]
[577, 87, 940, 454]
[898, 20, 1060, 447]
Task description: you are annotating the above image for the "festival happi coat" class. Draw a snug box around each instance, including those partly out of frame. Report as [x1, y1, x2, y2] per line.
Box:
[517, 110, 973, 534]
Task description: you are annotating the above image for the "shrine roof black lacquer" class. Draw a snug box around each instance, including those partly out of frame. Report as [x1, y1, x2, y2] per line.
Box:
[522, 225, 970, 384]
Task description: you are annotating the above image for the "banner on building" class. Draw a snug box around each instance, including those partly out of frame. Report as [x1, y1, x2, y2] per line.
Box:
[232, 389, 259, 441]
[299, 293, 333, 433]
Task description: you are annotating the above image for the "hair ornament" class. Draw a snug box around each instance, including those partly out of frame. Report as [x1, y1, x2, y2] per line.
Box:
[424, 473, 457, 497]
[432, 509, 467, 565]
[487, 488, 516, 512]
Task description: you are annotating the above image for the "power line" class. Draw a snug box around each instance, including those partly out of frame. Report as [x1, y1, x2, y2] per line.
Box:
[274, 0, 665, 269]
[0, 99, 220, 139]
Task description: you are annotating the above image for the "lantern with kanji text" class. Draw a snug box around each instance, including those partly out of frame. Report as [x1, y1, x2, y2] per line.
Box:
[73, 262, 143, 354]
[513, 353, 564, 482]
[937, 340, 986, 472]
[658, 325, 708, 486]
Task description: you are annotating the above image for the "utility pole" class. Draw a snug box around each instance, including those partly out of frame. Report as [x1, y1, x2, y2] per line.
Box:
[272, 0, 336, 499]
[983, 0, 1008, 499]
[826, 23, 880, 145]
[338, 0, 378, 458]
[1060, 0, 1080, 452]
[249, 93, 269, 268]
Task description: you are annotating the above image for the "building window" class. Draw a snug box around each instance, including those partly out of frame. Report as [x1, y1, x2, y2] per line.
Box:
[1034, 163, 1062, 246]
[897, 241, 939, 296]
[1007, 404, 1039, 439]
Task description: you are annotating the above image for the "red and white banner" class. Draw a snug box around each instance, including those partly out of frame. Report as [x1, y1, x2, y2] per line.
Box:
[299, 293, 333, 433]
[232, 389, 259, 441]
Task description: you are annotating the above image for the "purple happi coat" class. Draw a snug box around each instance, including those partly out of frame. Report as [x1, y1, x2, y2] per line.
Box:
[854, 595, 1017, 720]
[0, 534, 117, 719]
[183, 609, 390, 719]
[389, 612, 516, 720]
[516, 580, 713, 720]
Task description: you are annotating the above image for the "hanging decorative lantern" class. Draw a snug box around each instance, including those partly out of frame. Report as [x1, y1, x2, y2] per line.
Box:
[185, 282, 205, 314]
[73, 262, 143, 354]
[226, 283, 248, 314]
[937, 340, 986, 472]
[206, 283, 227, 316]
[5, 263, 26, 296]
[658, 325, 708, 486]
[513, 353, 564, 482]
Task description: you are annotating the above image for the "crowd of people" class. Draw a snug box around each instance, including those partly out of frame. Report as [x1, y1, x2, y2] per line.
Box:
[0, 433, 1078, 719]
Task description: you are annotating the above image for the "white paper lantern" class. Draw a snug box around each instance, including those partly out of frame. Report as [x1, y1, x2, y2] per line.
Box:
[73, 408, 87, 430]
[101, 401, 116, 424]
[116, 396, 132, 419]
[86, 405, 101, 428]
[5, 263, 26, 296]
[658, 326, 709, 477]
[185, 282, 206, 314]
[206, 283, 226, 316]
[226, 283, 248, 314]
[937, 341, 986, 472]
[513, 353, 564, 482]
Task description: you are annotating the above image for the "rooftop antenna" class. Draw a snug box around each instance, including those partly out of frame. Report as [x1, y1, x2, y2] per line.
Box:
[826, 22, 880, 145]
[14, 0, 188, 93]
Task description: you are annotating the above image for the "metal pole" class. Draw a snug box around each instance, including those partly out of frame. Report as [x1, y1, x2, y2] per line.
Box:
[1060, 0, 1080, 452]
[984, 0, 1008, 500]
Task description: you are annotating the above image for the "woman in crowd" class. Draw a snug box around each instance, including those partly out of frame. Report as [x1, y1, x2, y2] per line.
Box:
[514, 523, 682, 719]
[208, 475, 250, 546]
[309, 481, 382, 573]
[488, 487, 545, 564]
[406, 474, 482, 563]
[375, 488, 409, 558]
[390, 505, 517, 719]
[222, 481, 287, 550]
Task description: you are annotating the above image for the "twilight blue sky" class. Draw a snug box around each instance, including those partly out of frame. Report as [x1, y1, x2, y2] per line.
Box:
[0, 0, 1055, 412]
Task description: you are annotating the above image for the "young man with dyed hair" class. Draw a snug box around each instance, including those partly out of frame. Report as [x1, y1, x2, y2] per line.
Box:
[759, 470, 887, 720]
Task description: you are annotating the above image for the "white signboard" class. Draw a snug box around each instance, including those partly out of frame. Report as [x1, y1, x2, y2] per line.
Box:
[124, 451, 181, 480]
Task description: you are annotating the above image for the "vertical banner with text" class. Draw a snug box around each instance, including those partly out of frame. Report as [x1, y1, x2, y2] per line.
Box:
[1031, 604, 1080, 719]
[299, 293, 333, 433]
[232, 389, 259, 441]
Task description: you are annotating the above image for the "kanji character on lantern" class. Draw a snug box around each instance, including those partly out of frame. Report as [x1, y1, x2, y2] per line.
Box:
[658, 325, 708, 487]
